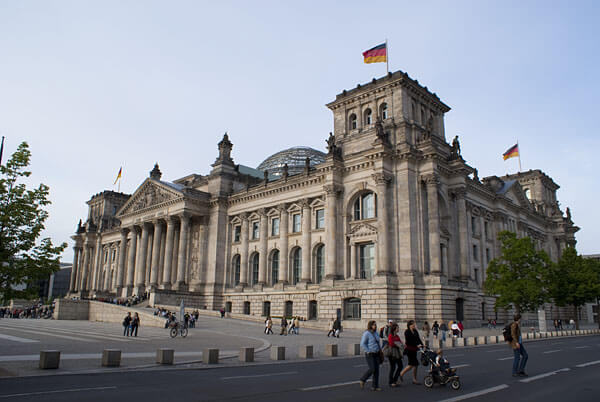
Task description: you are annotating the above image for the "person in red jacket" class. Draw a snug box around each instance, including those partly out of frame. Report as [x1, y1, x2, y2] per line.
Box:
[387, 323, 404, 387]
[458, 321, 464, 338]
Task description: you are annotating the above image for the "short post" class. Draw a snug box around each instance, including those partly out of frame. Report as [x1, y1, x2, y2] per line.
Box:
[325, 344, 338, 357]
[239, 347, 254, 362]
[430, 339, 443, 349]
[156, 349, 174, 365]
[465, 337, 476, 346]
[477, 336, 487, 345]
[203, 348, 219, 364]
[348, 343, 361, 356]
[102, 349, 121, 367]
[39, 350, 60, 369]
[444, 338, 455, 348]
[487, 335, 498, 344]
[455, 337, 465, 347]
[271, 346, 285, 361]
[299, 345, 313, 359]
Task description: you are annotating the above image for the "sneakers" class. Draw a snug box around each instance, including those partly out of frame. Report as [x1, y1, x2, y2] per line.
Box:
[512, 373, 519, 377]
[518, 372, 529, 377]
[359, 380, 365, 389]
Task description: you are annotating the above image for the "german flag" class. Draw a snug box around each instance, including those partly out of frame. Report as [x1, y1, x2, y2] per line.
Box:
[114, 167, 122, 184]
[503, 144, 519, 160]
[362, 43, 387, 64]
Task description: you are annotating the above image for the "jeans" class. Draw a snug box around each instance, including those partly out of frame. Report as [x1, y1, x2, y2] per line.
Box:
[131, 325, 138, 337]
[512, 343, 528, 374]
[360, 353, 380, 388]
[388, 356, 403, 384]
[441, 331, 446, 342]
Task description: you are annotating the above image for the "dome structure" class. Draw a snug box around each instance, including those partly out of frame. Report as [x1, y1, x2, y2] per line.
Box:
[257, 146, 326, 178]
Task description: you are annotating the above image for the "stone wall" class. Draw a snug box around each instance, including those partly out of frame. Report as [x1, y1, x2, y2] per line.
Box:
[54, 299, 89, 320]
[54, 299, 164, 328]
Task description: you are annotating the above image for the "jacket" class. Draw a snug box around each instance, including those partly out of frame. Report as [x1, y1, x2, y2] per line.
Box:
[360, 330, 381, 353]
[509, 321, 521, 350]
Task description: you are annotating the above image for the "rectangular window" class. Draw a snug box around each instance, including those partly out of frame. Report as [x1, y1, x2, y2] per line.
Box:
[271, 218, 279, 236]
[359, 243, 375, 280]
[234, 225, 241, 242]
[112, 250, 116, 262]
[474, 268, 479, 284]
[252, 221, 259, 240]
[484, 221, 489, 238]
[103, 251, 108, 263]
[292, 214, 301, 233]
[473, 244, 479, 261]
[471, 216, 478, 235]
[315, 209, 325, 229]
[486, 248, 491, 263]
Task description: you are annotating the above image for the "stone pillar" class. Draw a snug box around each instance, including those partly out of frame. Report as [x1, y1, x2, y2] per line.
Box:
[161, 217, 176, 289]
[115, 229, 128, 292]
[350, 242, 357, 279]
[324, 185, 340, 279]
[135, 223, 150, 294]
[374, 173, 392, 275]
[69, 247, 81, 292]
[425, 175, 441, 274]
[239, 213, 249, 286]
[125, 227, 138, 292]
[80, 245, 91, 291]
[150, 220, 164, 288]
[301, 199, 312, 283]
[92, 236, 103, 291]
[175, 214, 190, 290]
[258, 210, 268, 285]
[455, 189, 470, 279]
[278, 206, 289, 284]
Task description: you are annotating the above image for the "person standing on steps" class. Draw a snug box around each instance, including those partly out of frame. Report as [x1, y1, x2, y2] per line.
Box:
[359, 320, 382, 391]
[400, 320, 423, 385]
[509, 313, 528, 377]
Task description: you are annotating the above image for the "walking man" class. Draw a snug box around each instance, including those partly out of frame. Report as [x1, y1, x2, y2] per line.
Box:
[123, 312, 132, 336]
[509, 313, 528, 377]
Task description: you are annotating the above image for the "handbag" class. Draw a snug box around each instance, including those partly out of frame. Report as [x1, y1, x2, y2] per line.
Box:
[382, 344, 392, 357]
[391, 346, 402, 360]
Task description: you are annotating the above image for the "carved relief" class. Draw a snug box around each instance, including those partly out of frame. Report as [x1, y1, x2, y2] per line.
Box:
[124, 183, 178, 214]
[348, 222, 378, 239]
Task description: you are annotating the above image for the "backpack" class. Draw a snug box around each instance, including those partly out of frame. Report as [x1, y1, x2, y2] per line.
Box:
[502, 324, 513, 342]
[379, 327, 385, 338]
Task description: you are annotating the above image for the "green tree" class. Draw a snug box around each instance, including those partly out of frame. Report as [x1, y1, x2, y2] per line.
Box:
[548, 247, 600, 330]
[484, 231, 552, 314]
[0, 142, 66, 303]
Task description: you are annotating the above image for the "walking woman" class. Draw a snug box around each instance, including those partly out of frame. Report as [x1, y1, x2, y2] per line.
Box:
[387, 323, 404, 387]
[400, 319, 423, 384]
[359, 320, 382, 391]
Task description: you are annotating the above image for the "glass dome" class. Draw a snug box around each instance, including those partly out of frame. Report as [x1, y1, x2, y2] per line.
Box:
[257, 146, 326, 178]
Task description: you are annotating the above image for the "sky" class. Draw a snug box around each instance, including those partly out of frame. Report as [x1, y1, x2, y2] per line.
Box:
[1, 0, 599, 262]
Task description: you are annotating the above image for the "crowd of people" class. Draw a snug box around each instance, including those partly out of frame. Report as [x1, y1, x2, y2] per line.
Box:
[88, 293, 147, 307]
[0, 303, 54, 319]
[153, 306, 200, 329]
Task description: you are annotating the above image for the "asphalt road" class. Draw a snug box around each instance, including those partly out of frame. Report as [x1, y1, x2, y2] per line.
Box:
[0, 334, 598, 402]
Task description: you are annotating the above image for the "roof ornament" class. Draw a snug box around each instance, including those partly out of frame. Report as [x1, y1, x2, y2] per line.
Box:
[282, 163, 289, 181]
[449, 135, 462, 160]
[215, 132, 234, 165]
[150, 163, 162, 180]
[304, 157, 310, 175]
[326, 132, 342, 158]
[374, 116, 389, 144]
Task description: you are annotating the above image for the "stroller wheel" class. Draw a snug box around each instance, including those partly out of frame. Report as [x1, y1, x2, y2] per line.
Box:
[424, 375, 434, 388]
[451, 379, 461, 390]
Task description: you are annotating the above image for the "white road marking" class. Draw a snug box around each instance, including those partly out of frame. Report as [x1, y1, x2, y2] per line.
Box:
[0, 333, 39, 343]
[486, 350, 506, 353]
[0, 386, 117, 399]
[353, 364, 366, 367]
[301, 380, 369, 391]
[519, 368, 570, 383]
[221, 371, 298, 380]
[575, 360, 600, 368]
[0, 351, 206, 362]
[0, 325, 95, 343]
[1, 323, 135, 342]
[498, 357, 513, 361]
[575, 346, 589, 349]
[453, 364, 470, 368]
[543, 350, 562, 354]
[437, 384, 509, 402]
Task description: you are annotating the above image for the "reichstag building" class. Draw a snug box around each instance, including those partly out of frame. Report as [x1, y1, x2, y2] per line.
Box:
[69, 70, 578, 328]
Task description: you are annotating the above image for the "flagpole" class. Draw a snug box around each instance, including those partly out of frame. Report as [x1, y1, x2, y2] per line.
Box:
[517, 140, 522, 172]
[0, 136, 5, 166]
[385, 38, 389, 74]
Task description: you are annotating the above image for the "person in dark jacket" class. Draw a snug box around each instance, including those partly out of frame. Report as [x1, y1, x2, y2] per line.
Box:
[123, 312, 132, 336]
[131, 312, 140, 337]
[333, 318, 341, 338]
[400, 320, 423, 384]
[280, 317, 288, 335]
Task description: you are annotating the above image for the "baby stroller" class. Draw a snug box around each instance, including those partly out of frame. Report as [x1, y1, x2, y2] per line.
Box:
[420, 346, 461, 390]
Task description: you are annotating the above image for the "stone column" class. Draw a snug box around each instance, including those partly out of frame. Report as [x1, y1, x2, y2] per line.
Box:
[175, 214, 190, 290]
[69, 247, 81, 292]
[161, 216, 176, 289]
[150, 220, 164, 288]
[115, 229, 128, 292]
[91, 236, 102, 291]
[350, 242, 357, 279]
[425, 175, 441, 274]
[135, 223, 150, 294]
[301, 199, 312, 283]
[239, 213, 249, 286]
[374, 173, 392, 275]
[455, 189, 470, 279]
[125, 226, 138, 292]
[278, 206, 289, 284]
[324, 185, 341, 279]
[80, 245, 91, 291]
[258, 210, 268, 285]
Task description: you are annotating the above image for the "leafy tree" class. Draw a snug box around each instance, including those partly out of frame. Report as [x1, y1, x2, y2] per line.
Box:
[548, 247, 600, 329]
[0, 142, 66, 303]
[484, 230, 552, 315]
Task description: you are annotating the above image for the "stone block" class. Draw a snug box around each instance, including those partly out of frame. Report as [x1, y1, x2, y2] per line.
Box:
[348, 343, 361, 356]
[299, 345, 313, 359]
[271, 346, 285, 361]
[465, 337, 476, 346]
[487, 335, 498, 344]
[430, 339, 443, 349]
[102, 349, 121, 367]
[239, 347, 254, 362]
[156, 349, 174, 365]
[455, 337, 465, 347]
[203, 349, 219, 364]
[443, 338, 455, 348]
[477, 336, 487, 345]
[39, 350, 60, 369]
[325, 344, 338, 357]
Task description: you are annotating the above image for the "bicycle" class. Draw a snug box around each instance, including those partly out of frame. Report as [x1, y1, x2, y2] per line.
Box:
[169, 321, 188, 338]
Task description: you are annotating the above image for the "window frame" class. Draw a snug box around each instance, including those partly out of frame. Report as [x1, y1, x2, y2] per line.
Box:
[292, 213, 301, 233]
[252, 221, 260, 240]
[233, 225, 241, 242]
[271, 217, 280, 236]
[315, 209, 325, 229]
[359, 243, 375, 280]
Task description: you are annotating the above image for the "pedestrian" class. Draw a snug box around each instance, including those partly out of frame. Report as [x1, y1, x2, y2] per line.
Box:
[333, 317, 341, 338]
[553, 319, 558, 331]
[327, 318, 336, 337]
[422, 321, 431, 344]
[293, 316, 300, 335]
[131, 312, 140, 337]
[387, 323, 404, 387]
[123, 312, 132, 336]
[569, 319, 575, 330]
[400, 319, 423, 385]
[359, 320, 382, 391]
[508, 313, 528, 377]
[451, 321, 460, 337]
[265, 316, 273, 334]
[458, 321, 464, 338]
[220, 308, 225, 318]
[280, 316, 288, 335]
[288, 316, 296, 335]
[432, 321, 439, 339]
[380, 320, 392, 347]
[440, 321, 448, 342]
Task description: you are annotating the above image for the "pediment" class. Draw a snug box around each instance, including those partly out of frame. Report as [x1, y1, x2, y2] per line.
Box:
[505, 184, 532, 210]
[117, 179, 183, 216]
[348, 222, 378, 238]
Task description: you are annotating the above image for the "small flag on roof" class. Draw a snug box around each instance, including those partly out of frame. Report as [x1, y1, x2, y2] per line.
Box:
[503, 144, 519, 160]
[362, 43, 387, 64]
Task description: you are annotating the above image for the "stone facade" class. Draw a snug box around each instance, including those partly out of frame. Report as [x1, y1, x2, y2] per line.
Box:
[69, 70, 579, 329]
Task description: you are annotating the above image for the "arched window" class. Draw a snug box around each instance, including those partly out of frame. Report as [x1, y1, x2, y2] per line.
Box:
[380, 103, 388, 119]
[251, 253, 259, 285]
[353, 192, 376, 220]
[315, 245, 325, 283]
[364, 108, 372, 125]
[292, 248, 302, 284]
[232, 254, 241, 285]
[524, 188, 531, 200]
[344, 297, 361, 320]
[271, 250, 279, 286]
[349, 113, 357, 130]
